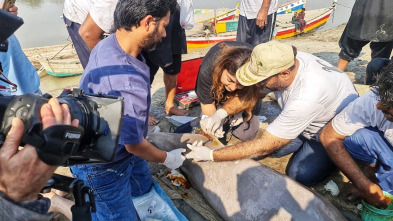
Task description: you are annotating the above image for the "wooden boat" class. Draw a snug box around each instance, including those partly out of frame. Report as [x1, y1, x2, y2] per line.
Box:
[186, 34, 237, 49]
[38, 43, 83, 77]
[186, 0, 335, 49]
[275, 2, 336, 39]
[39, 58, 83, 77]
[277, 0, 307, 15]
[196, 7, 238, 25]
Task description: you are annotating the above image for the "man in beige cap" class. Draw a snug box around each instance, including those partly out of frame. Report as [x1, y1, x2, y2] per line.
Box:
[188, 41, 359, 186]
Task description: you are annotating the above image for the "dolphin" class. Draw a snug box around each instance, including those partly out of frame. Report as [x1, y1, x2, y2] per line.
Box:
[147, 132, 346, 221]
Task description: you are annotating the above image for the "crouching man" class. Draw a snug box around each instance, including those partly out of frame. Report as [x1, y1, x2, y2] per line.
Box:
[320, 63, 393, 209]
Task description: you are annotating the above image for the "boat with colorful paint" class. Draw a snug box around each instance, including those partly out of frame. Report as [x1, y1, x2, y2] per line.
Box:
[275, 1, 336, 39]
[186, 0, 335, 49]
[277, 0, 307, 15]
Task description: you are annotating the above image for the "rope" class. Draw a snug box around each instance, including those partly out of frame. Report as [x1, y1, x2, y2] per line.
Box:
[335, 2, 352, 9]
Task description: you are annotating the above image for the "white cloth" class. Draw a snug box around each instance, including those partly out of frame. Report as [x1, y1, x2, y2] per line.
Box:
[332, 91, 393, 146]
[63, 0, 118, 33]
[239, 0, 279, 19]
[266, 52, 358, 140]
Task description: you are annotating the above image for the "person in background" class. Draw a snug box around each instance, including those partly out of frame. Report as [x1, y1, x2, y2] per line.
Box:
[196, 41, 260, 143]
[320, 63, 393, 209]
[0, 1, 41, 95]
[74, 0, 186, 219]
[0, 98, 79, 221]
[236, 0, 279, 46]
[297, 8, 306, 33]
[142, 2, 188, 125]
[337, 0, 393, 72]
[291, 12, 301, 34]
[62, 0, 118, 68]
[187, 41, 358, 187]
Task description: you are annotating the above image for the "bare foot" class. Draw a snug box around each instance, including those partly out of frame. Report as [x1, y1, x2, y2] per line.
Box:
[42, 191, 74, 220]
[166, 106, 189, 116]
[148, 113, 160, 126]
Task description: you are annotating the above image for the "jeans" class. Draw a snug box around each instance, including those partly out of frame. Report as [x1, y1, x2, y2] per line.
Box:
[343, 127, 393, 194]
[270, 136, 336, 186]
[365, 58, 391, 85]
[71, 155, 153, 221]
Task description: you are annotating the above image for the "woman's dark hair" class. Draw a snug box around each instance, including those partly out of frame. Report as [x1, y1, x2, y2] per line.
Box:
[114, 0, 177, 30]
[372, 62, 393, 108]
[211, 43, 259, 121]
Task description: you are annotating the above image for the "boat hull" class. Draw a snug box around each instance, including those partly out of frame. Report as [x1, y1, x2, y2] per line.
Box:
[186, 0, 335, 48]
[275, 7, 333, 39]
[186, 35, 236, 49]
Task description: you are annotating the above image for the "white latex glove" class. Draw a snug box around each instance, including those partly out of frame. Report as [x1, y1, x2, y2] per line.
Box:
[230, 112, 244, 127]
[163, 148, 186, 169]
[200, 109, 228, 136]
[214, 126, 225, 138]
[201, 115, 224, 138]
[185, 141, 214, 162]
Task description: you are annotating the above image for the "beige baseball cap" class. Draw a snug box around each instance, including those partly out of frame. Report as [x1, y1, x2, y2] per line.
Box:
[236, 41, 295, 86]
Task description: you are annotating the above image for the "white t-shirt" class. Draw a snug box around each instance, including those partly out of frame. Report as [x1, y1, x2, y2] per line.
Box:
[239, 0, 279, 19]
[332, 91, 393, 146]
[63, 0, 118, 33]
[266, 52, 358, 140]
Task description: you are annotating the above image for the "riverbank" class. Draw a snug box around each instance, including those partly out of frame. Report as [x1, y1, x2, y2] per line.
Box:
[23, 23, 372, 220]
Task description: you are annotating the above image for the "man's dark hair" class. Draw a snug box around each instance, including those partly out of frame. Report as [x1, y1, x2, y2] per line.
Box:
[373, 62, 393, 107]
[288, 46, 297, 71]
[114, 0, 177, 31]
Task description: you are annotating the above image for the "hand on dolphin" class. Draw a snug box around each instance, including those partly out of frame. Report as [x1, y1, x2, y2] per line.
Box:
[186, 141, 214, 162]
[230, 112, 244, 127]
[200, 109, 228, 138]
[164, 148, 186, 169]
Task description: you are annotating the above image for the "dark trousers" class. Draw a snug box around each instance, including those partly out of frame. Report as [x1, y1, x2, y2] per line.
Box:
[339, 26, 393, 61]
[365, 57, 392, 85]
[63, 16, 91, 69]
[236, 13, 277, 46]
[270, 136, 336, 186]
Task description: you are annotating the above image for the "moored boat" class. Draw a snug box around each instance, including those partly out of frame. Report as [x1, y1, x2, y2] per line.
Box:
[186, 0, 335, 49]
[39, 58, 83, 77]
[275, 2, 336, 39]
[277, 0, 307, 15]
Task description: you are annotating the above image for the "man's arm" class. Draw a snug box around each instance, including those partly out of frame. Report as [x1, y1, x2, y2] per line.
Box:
[78, 13, 104, 50]
[221, 95, 250, 116]
[125, 138, 185, 170]
[186, 129, 290, 161]
[125, 138, 167, 163]
[200, 102, 217, 116]
[256, 0, 272, 28]
[319, 122, 387, 208]
[214, 130, 289, 161]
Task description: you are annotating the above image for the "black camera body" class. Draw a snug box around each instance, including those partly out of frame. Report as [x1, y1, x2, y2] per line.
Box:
[0, 89, 124, 166]
[0, 10, 124, 166]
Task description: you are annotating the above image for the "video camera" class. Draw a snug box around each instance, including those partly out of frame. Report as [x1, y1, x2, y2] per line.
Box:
[0, 10, 124, 166]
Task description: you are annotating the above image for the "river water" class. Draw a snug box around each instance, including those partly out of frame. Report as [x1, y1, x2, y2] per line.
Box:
[13, 0, 355, 49]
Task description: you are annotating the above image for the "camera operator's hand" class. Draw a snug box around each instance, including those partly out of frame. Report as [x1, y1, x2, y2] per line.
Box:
[0, 0, 18, 16]
[0, 98, 79, 202]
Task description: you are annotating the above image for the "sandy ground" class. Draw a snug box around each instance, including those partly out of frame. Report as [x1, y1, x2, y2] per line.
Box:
[23, 23, 375, 220]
